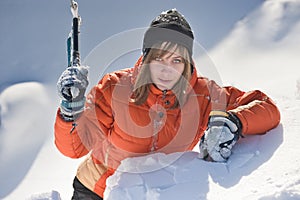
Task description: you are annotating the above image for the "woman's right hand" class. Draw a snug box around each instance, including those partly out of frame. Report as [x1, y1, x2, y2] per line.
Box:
[57, 65, 89, 120]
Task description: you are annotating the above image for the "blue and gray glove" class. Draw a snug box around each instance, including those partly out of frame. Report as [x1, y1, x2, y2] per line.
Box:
[199, 111, 243, 162]
[57, 65, 89, 121]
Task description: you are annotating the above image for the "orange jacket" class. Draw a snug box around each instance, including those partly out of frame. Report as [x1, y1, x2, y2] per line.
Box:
[54, 59, 280, 197]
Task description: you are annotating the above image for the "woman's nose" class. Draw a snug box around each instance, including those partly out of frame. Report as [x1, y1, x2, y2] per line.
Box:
[160, 64, 173, 73]
[160, 58, 173, 68]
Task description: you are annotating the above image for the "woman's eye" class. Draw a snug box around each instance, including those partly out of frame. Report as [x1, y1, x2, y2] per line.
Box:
[173, 58, 182, 63]
[154, 57, 162, 62]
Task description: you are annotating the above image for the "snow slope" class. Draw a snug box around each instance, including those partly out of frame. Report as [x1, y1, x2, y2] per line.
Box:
[1, 0, 300, 199]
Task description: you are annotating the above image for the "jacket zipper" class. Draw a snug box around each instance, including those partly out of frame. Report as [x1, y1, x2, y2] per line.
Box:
[150, 90, 168, 152]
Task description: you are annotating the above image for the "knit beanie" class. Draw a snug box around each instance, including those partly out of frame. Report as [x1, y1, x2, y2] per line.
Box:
[143, 9, 194, 57]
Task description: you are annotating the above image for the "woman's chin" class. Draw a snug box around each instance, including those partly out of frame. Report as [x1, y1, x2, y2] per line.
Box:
[155, 83, 170, 91]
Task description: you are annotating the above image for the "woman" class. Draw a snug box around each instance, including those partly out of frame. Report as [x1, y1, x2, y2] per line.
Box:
[55, 9, 280, 200]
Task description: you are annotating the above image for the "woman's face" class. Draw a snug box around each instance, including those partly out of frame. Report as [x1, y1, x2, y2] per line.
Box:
[149, 51, 185, 91]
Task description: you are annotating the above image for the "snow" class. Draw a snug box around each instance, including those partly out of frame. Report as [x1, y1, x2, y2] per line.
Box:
[26, 191, 61, 200]
[1, 0, 300, 199]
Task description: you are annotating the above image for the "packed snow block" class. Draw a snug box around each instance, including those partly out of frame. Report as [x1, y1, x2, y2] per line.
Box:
[105, 149, 285, 200]
[105, 152, 210, 200]
[158, 182, 207, 200]
[172, 153, 209, 184]
[141, 169, 175, 188]
[106, 171, 144, 188]
[26, 190, 61, 200]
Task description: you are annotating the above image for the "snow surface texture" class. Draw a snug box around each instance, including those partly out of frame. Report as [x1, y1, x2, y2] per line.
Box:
[27, 191, 61, 200]
[1, 0, 300, 199]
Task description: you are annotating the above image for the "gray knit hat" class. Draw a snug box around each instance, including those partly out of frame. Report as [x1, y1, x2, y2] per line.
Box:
[143, 9, 194, 57]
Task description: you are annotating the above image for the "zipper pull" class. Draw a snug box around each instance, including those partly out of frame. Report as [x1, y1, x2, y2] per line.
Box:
[162, 89, 167, 99]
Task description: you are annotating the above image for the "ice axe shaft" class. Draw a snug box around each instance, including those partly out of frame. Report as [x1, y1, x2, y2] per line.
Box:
[68, 0, 81, 67]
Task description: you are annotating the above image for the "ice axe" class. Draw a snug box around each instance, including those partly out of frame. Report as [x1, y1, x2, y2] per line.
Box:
[67, 0, 81, 67]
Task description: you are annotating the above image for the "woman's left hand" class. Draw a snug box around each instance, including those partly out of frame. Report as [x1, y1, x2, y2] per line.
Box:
[199, 112, 241, 162]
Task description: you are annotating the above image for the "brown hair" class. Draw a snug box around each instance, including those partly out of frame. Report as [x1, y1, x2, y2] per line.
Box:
[132, 42, 192, 108]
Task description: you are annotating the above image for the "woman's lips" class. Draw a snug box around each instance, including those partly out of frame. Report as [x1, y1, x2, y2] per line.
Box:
[158, 78, 172, 84]
[155, 78, 173, 90]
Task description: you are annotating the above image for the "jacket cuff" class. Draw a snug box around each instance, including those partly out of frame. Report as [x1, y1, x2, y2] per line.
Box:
[209, 110, 243, 137]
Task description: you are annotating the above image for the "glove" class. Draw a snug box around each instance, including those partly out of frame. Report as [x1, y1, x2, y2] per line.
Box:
[199, 111, 242, 162]
[57, 65, 89, 121]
